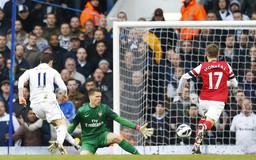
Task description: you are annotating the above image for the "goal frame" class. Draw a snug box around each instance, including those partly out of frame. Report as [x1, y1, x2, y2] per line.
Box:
[112, 21, 256, 154]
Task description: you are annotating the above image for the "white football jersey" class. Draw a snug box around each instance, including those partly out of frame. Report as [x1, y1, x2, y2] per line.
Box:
[18, 63, 67, 103]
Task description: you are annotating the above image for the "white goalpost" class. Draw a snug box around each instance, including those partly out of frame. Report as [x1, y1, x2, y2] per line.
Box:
[112, 21, 256, 155]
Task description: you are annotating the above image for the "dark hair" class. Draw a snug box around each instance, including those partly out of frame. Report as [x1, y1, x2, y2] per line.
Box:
[40, 53, 53, 63]
[67, 78, 77, 85]
[85, 77, 95, 84]
[15, 43, 25, 52]
[88, 88, 102, 96]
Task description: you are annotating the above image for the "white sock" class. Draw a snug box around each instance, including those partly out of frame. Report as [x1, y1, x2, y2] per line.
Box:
[55, 125, 67, 144]
[65, 133, 76, 146]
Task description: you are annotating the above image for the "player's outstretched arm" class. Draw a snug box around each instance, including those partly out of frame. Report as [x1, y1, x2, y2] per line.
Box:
[114, 116, 154, 139]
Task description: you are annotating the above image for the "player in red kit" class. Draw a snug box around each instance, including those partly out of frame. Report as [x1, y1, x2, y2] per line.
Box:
[174, 44, 238, 154]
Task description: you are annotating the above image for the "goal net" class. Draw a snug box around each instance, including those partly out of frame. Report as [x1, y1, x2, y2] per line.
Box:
[113, 21, 256, 154]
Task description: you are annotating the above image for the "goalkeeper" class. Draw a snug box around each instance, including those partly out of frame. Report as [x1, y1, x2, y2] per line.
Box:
[67, 88, 154, 155]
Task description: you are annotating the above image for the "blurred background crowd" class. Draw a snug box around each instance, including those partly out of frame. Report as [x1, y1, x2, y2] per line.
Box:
[0, 0, 255, 147]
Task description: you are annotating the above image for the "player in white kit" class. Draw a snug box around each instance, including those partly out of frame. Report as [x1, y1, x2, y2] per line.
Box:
[18, 53, 80, 154]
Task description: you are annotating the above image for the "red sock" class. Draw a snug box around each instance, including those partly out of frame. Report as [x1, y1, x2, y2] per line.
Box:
[204, 120, 213, 131]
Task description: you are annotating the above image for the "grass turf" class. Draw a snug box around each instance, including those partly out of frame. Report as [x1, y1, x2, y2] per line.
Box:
[1, 155, 256, 160]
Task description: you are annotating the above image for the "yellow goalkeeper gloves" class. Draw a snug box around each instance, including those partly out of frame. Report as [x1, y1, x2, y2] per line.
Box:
[139, 123, 154, 139]
[48, 141, 58, 152]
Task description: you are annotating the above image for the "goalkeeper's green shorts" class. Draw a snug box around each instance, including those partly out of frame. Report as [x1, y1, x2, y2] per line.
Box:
[81, 131, 109, 153]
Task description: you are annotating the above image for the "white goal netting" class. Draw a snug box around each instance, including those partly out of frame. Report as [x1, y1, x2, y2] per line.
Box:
[113, 21, 256, 150]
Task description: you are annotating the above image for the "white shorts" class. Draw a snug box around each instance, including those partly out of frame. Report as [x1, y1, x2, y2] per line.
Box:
[30, 100, 64, 123]
[198, 99, 225, 122]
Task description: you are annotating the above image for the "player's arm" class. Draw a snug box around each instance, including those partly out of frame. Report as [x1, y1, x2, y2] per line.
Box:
[106, 106, 154, 139]
[227, 63, 238, 89]
[114, 116, 154, 139]
[54, 71, 68, 100]
[18, 70, 30, 106]
[176, 65, 201, 95]
[67, 111, 80, 134]
[54, 71, 68, 96]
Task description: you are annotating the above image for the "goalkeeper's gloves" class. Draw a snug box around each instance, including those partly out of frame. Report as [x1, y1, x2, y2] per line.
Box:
[136, 123, 154, 139]
[48, 141, 58, 152]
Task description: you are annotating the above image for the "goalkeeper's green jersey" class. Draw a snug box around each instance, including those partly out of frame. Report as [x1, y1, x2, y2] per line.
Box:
[70, 103, 118, 139]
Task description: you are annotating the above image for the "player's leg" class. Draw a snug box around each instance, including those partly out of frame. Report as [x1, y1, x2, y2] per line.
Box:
[203, 101, 224, 132]
[106, 132, 140, 155]
[193, 101, 224, 154]
[192, 100, 208, 154]
[80, 150, 93, 155]
[80, 140, 97, 155]
[51, 118, 68, 154]
[46, 100, 69, 154]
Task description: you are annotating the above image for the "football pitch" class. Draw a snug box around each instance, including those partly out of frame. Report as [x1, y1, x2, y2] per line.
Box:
[1, 155, 256, 160]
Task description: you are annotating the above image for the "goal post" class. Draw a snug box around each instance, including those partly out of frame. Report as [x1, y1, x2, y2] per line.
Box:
[113, 21, 256, 154]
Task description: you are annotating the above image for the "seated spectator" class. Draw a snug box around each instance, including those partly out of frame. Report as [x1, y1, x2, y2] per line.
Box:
[92, 68, 113, 107]
[0, 101, 20, 146]
[97, 16, 111, 41]
[0, 7, 11, 35]
[230, 98, 256, 146]
[225, 0, 250, 21]
[60, 68, 71, 85]
[241, 0, 256, 18]
[65, 58, 85, 85]
[83, 19, 95, 48]
[98, 59, 113, 89]
[0, 34, 10, 60]
[24, 24, 48, 52]
[15, 44, 30, 80]
[11, 108, 42, 146]
[67, 79, 86, 111]
[48, 33, 67, 72]
[14, 20, 28, 45]
[0, 53, 8, 82]
[179, 40, 198, 71]
[70, 16, 82, 36]
[148, 103, 175, 145]
[240, 70, 256, 104]
[90, 40, 112, 71]
[167, 67, 185, 100]
[250, 11, 256, 20]
[42, 13, 60, 40]
[227, 89, 245, 120]
[59, 23, 72, 51]
[79, 77, 96, 102]
[219, 34, 239, 76]
[214, 0, 231, 21]
[148, 8, 177, 59]
[17, 4, 35, 33]
[65, 36, 81, 61]
[76, 47, 94, 79]
[24, 33, 41, 68]
[0, 80, 17, 113]
[206, 10, 217, 21]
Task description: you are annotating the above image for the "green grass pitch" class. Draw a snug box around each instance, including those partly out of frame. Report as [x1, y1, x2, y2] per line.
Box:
[1, 155, 256, 160]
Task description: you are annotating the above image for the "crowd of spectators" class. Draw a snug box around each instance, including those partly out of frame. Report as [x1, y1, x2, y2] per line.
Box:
[0, 0, 255, 148]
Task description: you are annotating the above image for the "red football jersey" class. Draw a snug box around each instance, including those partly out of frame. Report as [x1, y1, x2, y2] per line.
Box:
[190, 60, 235, 103]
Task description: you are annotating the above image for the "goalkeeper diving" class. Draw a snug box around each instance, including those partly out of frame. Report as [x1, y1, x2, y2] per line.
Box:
[67, 88, 154, 155]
